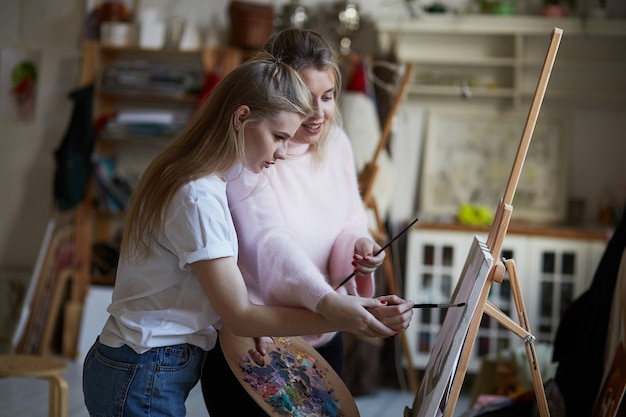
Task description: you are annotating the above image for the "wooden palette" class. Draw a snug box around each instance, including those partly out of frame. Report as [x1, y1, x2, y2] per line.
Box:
[220, 327, 360, 417]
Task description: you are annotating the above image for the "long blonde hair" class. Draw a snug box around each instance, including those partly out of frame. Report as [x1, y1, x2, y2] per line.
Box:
[120, 52, 313, 260]
[261, 29, 343, 163]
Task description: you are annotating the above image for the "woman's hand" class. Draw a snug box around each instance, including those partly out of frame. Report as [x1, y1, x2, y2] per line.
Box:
[352, 237, 385, 276]
[315, 292, 398, 338]
[368, 294, 414, 333]
[246, 336, 274, 366]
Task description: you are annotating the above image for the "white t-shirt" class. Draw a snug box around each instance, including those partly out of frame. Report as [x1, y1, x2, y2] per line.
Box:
[99, 174, 237, 353]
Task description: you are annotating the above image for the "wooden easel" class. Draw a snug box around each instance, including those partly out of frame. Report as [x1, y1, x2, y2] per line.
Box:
[440, 27, 563, 417]
[358, 62, 414, 240]
[356, 62, 419, 393]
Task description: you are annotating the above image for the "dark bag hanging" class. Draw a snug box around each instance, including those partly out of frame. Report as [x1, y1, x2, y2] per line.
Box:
[53, 84, 95, 211]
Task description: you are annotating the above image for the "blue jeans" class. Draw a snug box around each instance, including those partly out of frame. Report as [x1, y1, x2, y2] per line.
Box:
[83, 338, 206, 417]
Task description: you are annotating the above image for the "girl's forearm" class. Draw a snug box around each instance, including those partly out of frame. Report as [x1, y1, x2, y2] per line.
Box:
[222, 304, 337, 337]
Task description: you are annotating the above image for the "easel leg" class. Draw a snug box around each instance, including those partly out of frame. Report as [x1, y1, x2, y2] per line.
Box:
[505, 259, 551, 417]
[484, 260, 551, 417]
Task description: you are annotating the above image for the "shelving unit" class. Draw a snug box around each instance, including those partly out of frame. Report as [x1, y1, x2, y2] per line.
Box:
[87, 43, 203, 285]
[30, 41, 244, 358]
[79, 41, 242, 285]
[376, 15, 626, 107]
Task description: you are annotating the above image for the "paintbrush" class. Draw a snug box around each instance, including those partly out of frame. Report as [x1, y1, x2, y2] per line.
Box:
[334, 217, 419, 290]
[413, 302, 466, 309]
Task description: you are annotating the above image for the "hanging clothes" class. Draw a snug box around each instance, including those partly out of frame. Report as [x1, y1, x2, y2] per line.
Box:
[53, 84, 95, 211]
[553, 206, 626, 416]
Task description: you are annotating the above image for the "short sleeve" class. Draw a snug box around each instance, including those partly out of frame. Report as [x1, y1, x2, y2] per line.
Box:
[163, 180, 236, 270]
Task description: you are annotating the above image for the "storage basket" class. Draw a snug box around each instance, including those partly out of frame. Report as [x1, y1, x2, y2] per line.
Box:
[229, 1, 275, 50]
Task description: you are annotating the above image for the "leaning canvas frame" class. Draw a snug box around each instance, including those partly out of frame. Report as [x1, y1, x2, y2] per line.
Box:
[10, 219, 55, 352]
[419, 109, 569, 224]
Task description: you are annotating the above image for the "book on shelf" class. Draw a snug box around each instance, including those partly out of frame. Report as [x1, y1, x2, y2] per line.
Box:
[93, 155, 134, 212]
[101, 61, 203, 96]
[100, 108, 190, 142]
[116, 109, 177, 124]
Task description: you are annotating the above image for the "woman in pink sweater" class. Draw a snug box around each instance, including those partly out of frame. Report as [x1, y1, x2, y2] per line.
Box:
[201, 29, 414, 416]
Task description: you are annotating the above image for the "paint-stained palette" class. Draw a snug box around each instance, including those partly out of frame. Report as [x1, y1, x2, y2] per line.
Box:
[220, 327, 360, 417]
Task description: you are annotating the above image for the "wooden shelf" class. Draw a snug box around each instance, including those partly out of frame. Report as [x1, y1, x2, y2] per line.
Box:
[87, 42, 199, 285]
[98, 135, 175, 147]
[78, 41, 244, 289]
[412, 221, 611, 241]
[100, 45, 204, 54]
[97, 90, 201, 103]
[410, 84, 514, 97]
[376, 15, 626, 107]
[376, 15, 626, 36]
[411, 56, 516, 66]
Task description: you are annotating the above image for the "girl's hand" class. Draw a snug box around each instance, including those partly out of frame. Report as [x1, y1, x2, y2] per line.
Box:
[353, 237, 385, 276]
[247, 336, 274, 366]
[368, 294, 414, 333]
[316, 292, 398, 338]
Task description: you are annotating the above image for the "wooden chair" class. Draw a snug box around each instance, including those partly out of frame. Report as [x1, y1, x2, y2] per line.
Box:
[0, 354, 68, 417]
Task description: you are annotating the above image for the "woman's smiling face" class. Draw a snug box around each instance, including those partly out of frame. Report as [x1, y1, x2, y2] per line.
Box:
[291, 67, 336, 146]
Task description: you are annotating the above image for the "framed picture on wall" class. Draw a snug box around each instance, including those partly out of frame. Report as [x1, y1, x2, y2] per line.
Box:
[0, 48, 41, 122]
[419, 109, 569, 224]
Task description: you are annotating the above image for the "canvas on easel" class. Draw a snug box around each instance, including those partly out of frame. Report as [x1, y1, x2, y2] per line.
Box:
[405, 237, 494, 417]
[405, 27, 563, 417]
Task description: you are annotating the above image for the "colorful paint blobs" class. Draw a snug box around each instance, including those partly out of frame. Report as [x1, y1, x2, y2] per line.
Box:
[238, 337, 344, 416]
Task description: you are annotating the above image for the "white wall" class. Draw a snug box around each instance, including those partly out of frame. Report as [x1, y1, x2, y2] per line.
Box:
[1, 0, 625, 271]
[0, 0, 86, 268]
[567, 108, 626, 220]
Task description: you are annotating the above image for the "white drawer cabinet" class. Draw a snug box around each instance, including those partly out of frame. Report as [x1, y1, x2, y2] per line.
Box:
[404, 224, 608, 372]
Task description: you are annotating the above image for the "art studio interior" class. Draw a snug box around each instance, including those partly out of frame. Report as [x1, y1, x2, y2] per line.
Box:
[0, 0, 625, 416]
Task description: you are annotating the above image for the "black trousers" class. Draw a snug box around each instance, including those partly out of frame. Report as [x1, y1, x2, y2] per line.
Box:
[201, 332, 344, 416]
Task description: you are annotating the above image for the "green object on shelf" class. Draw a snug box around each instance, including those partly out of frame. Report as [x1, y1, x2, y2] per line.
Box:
[478, 0, 516, 14]
[458, 203, 494, 226]
[492, 2, 516, 15]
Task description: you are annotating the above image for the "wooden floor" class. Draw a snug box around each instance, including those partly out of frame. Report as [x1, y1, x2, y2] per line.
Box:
[0, 355, 472, 416]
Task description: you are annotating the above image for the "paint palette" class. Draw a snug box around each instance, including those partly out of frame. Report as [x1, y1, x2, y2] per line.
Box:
[220, 327, 360, 417]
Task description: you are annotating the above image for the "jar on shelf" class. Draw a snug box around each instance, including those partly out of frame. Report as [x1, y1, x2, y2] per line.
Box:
[228, 1, 275, 50]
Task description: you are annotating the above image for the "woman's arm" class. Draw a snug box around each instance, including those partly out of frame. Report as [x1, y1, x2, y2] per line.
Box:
[328, 130, 380, 295]
[227, 168, 335, 312]
[192, 257, 397, 338]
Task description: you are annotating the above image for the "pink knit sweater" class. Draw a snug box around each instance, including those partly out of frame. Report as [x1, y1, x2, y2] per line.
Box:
[226, 126, 375, 347]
